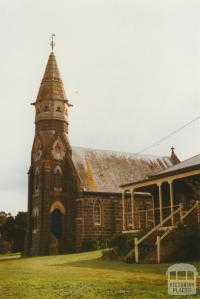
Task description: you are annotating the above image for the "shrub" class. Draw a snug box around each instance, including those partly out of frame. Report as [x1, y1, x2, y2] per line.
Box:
[111, 233, 134, 256]
[81, 236, 112, 252]
[81, 239, 96, 251]
[102, 249, 119, 260]
[163, 224, 200, 262]
[0, 240, 12, 254]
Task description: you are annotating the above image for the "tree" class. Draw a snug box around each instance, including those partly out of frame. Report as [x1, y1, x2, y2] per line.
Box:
[13, 212, 27, 252]
[0, 212, 13, 253]
[0, 211, 27, 253]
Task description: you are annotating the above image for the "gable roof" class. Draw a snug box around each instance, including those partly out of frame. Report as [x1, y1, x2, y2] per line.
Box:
[72, 146, 175, 192]
[151, 153, 200, 179]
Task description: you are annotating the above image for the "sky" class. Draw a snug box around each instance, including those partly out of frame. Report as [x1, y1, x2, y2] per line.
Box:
[1, 0, 200, 214]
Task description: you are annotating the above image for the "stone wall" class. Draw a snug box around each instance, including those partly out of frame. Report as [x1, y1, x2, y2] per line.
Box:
[75, 191, 153, 251]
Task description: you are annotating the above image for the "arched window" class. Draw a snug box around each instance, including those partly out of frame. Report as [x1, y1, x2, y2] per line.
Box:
[94, 201, 102, 226]
[35, 168, 39, 191]
[54, 166, 62, 190]
[32, 208, 39, 231]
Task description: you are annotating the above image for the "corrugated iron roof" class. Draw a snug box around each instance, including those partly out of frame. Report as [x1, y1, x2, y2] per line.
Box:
[72, 146, 175, 192]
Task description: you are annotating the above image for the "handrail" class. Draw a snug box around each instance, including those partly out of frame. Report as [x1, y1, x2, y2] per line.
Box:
[136, 207, 180, 245]
[182, 201, 198, 220]
[156, 200, 200, 263]
[158, 201, 198, 244]
[157, 221, 177, 244]
[133, 200, 199, 263]
[133, 204, 179, 214]
[124, 204, 180, 232]
[134, 208, 178, 263]
[159, 227, 172, 242]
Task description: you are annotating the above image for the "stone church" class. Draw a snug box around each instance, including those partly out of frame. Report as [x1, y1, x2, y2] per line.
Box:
[24, 49, 179, 256]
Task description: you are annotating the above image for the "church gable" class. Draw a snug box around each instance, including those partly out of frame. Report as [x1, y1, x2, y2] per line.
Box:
[72, 146, 175, 192]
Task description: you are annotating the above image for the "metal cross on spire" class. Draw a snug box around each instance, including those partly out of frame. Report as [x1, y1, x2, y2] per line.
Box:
[50, 33, 55, 52]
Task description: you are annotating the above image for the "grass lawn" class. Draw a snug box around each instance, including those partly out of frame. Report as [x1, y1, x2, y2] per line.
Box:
[0, 250, 200, 299]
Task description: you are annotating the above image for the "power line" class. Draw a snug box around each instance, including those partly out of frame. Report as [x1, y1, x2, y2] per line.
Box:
[134, 116, 200, 156]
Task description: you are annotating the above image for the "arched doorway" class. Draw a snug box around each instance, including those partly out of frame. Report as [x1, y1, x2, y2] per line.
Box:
[51, 208, 62, 239]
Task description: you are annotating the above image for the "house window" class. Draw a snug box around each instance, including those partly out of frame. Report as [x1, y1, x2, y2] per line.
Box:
[94, 201, 102, 225]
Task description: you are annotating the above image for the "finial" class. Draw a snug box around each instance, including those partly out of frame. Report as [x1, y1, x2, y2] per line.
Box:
[170, 146, 180, 164]
[50, 33, 55, 52]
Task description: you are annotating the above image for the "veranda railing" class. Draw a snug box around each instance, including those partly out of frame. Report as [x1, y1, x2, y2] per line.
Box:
[156, 200, 200, 263]
[124, 200, 200, 263]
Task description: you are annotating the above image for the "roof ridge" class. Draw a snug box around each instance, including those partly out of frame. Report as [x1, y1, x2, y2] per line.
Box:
[150, 152, 200, 178]
[176, 153, 200, 164]
[72, 145, 170, 159]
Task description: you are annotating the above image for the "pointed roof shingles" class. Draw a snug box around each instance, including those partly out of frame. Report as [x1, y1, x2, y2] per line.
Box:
[36, 52, 67, 102]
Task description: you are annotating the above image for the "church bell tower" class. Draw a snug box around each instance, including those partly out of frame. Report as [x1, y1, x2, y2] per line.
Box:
[24, 38, 80, 256]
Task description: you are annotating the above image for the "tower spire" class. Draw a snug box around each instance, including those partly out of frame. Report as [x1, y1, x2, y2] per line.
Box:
[50, 33, 55, 52]
[33, 43, 71, 131]
[36, 50, 67, 102]
[24, 40, 76, 257]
